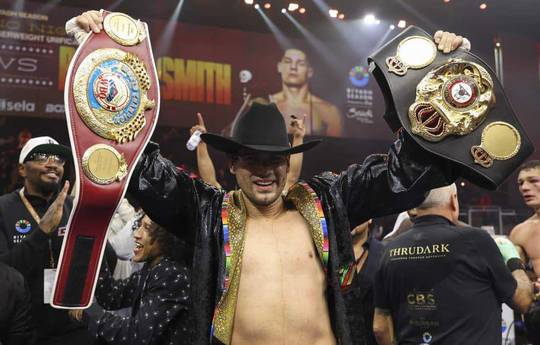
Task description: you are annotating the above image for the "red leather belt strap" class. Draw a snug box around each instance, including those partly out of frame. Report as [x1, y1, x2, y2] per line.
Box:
[52, 11, 160, 308]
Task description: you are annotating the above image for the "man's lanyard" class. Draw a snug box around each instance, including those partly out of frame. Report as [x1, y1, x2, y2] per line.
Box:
[18, 188, 56, 268]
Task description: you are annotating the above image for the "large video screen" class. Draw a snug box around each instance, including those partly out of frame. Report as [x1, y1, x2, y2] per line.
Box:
[0, 2, 394, 139]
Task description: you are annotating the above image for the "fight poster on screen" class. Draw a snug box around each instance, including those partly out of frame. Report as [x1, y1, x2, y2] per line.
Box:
[0, 1, 394, 139]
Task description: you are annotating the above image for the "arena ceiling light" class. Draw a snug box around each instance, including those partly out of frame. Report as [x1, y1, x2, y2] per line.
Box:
[256, 4, 293, 49]
[264, 3, 271, 9]
[479, 3, 487, 10]
[299, 7, 306, 14]
[283, 10, 336, 70]
[288, 3, 299, 11]
[244, 0, 254, 4]
[338, 13, 345, 20]
[254, 3, 260, 9]
[397, 19, 407, 28]
[363, 14, 380, 25]
[156, 0, 185, 54]
[328, 9, 339, 18]
[390, 24, 395, 30]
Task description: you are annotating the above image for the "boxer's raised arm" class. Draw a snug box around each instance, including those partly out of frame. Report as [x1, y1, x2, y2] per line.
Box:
[128, 142, 221, 244]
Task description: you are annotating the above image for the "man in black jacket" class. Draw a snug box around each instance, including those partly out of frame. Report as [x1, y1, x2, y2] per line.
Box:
[373, 184, 540, 345]
[0, 261, 34, 345]
[0, 136, 93, 345]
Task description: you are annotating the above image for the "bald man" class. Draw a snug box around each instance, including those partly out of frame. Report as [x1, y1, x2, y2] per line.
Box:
[373, 184, 538, 345]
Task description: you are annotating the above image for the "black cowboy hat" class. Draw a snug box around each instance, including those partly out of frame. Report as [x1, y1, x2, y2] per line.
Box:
[201, 102, 321, 154]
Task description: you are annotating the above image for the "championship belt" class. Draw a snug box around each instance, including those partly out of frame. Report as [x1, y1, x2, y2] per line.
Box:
[368, 26, 533, 190]
[51, 11, 159, 308]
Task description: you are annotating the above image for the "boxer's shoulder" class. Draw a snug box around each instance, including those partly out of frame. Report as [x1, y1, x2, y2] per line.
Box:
[511, 216, 539, 240]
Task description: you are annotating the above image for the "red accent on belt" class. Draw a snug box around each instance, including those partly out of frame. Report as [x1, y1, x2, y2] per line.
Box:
[52, 12, 159, 308]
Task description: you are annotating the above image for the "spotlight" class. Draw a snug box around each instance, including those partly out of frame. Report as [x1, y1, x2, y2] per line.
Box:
[244, 0, 254, 4]
[281, 8, 287, 13]
[329, 9, 338, 18]
[495, 42, 501, 47]
[397, 20, 406, 28]
[443, 0, 450, 3]
[363, 14, 376, 24]
[338, 13, 345, 20]
[299, 7, 306, 14]
[264, 2, 271, 9]
[288, 3, 299, 11]
[479, 3, 487, 9]
[460, 181, 466, 187]
[254, 3, 260, 9]
[390, 24, 395, 30]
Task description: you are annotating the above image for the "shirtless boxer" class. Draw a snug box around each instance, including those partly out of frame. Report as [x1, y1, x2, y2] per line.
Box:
[511, 160, 540, 277]
[510, 160, 540, 344]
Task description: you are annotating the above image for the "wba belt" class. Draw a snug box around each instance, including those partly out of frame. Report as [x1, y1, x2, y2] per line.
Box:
[51, 11, 160, 308]
[368, 26, 533, 190]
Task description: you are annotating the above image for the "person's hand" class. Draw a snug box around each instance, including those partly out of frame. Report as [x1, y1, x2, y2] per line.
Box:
[190, 112, 207, 136]
[433, 31, 471, 53]
[68, 309, 84, 321]
[290, 114, 306, 139]
[39, 181, 70, 235]
[494, 236, 521, 264]
[75, 10, 103, 33]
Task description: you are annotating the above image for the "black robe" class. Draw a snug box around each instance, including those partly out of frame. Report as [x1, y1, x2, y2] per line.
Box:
[128, 131, 456, 345]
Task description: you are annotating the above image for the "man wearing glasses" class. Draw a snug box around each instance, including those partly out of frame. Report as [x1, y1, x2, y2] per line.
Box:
[0, 136, 93, 345]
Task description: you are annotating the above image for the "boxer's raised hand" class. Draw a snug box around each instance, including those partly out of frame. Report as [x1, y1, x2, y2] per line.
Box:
[75, 10, 103, 33]
[433, 31, 471, 53]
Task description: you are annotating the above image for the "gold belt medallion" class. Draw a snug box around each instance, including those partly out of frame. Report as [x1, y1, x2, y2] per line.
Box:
[82, 144, 128, 184]
[73, 48, 155, 143]
[471, 122, 521, 168]
[408, 58, 494, 142]
[103, 12, 146, 46]
[386, 36, 437, 76]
